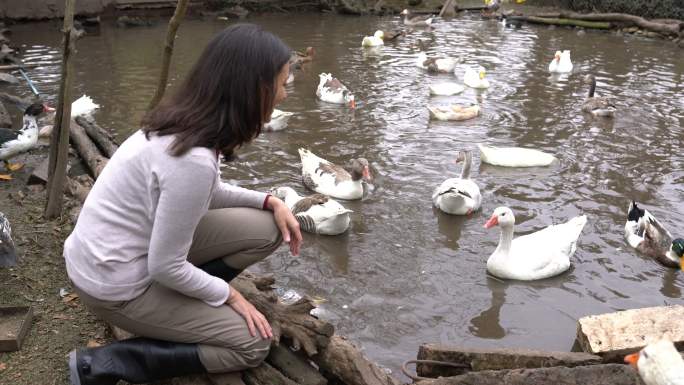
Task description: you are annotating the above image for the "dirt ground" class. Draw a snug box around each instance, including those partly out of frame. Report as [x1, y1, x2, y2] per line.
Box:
[0, 149, 111, 385]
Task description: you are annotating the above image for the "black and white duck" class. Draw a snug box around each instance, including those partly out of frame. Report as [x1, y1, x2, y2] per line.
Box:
[625, 201, 684, 269]
[0, 212, 17, 267]
[0, 102, 53, 180]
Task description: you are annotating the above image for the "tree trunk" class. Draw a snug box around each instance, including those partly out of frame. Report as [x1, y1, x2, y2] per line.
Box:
[75, 115, 119, 157]
[147, 0, 190, 111]
[45, 0, 76, 219]
[69, 119, 108, 179]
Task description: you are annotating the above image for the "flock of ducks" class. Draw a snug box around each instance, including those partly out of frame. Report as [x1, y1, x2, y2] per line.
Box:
[267, 9, 683, 284]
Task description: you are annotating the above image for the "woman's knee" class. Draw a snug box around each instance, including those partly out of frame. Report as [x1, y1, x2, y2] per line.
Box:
[239, 336, 270, 368]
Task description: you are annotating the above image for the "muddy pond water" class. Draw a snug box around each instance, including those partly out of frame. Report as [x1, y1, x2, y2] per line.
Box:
[6, 12, 684, 377]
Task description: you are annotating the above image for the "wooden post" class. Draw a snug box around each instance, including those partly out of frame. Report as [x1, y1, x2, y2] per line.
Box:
[147, 0, 190, 111]
[44, 0, 76, 219]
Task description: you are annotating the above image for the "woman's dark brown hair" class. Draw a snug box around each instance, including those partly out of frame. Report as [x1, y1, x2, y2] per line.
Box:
[142, 23, 290, 158]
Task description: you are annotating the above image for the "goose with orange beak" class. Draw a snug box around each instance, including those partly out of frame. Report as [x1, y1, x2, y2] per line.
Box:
[484, 207, 587, 280]
[624, 339, 684, 385]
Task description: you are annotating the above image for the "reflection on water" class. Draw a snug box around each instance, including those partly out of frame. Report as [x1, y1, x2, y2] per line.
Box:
[6, 13, 684, 376]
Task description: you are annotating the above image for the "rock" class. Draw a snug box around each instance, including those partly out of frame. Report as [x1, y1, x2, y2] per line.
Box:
[645, 31, 661, 38]
[0, 72, 19, 84]
[416, 364, 644, 385]
[626, 26, 639, 33]
[222, 5, 249, 19]
[0, 100, 11, 128]
[576, 305, 684, 362]
[417, 344, 602, 378]
[116, 15, 154, 28]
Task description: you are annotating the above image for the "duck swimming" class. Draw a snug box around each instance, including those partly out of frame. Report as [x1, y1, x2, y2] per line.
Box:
[477, 143, 556, 167]
[0, 102, 53, 180]
[432, 150, 482, 215]
[625, 339, 684, 385]
[0, 212, 17, 267]
[416, 53, 461, 73]
[270, 187, 352, 235]
[362, 30, 384, 47]
[548, 50, 573, 73]
[428, 104, 480, 121]
[263, 109, 293, 132]
[299, 148, 371, 200]
[316, 73, 356, 108]
[484, 207, 587, 281]
[400, 9, 434, 27]
[582, 74, 616, 117]
[625, 201, 684, 269]
[463, 66, 490, 89]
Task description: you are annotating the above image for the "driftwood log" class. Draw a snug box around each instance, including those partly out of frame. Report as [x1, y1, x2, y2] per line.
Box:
[69, 119, 108, 178]
[533, 12, 683, 36]
[74, 115, 118, 157]
[508, 16, 611, 29]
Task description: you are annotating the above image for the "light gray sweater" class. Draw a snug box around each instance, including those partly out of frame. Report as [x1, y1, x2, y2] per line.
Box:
[64, 130, 267, 307]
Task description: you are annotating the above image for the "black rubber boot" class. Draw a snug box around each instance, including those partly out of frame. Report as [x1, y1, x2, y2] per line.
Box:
[199, 258, 243, 283]
[68, 337, 205, 385]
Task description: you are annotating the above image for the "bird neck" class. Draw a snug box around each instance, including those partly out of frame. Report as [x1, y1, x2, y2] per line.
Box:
[588, 78, 596, 98]
[460, 152, 472, 179]
[496, 225, 514, 255]
[22, 116, 38, 134]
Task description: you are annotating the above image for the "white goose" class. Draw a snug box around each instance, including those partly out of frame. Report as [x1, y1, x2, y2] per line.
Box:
[429, 82, 465, 96]
[299, 148, 371, 201]
[463, 66, 490, 89]
[263, 109, 293, 132]
[625, 201, 684, 269]
[432, 150, 482, 215]
[416, 53, 460, 73]
[484, 207, 587, 280]
[316, 73, 356, 108]
[362, 30, 384, 47]
[548, 50, 573, 74]
[624, 339, 684, 385]
[477, 143, 556, 167]
[270, 187, 352, 235]
[39, 95, 100, 137]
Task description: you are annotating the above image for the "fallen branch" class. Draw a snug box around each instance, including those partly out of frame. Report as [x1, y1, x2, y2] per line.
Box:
[533, 12, 682, 35]
[75, 115, 118, 158]
[69, 119, 108, 179]
[509, 16, 611, 29]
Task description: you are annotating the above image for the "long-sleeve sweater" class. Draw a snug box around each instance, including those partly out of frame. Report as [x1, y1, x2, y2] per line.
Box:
[64, 130, 268, 307]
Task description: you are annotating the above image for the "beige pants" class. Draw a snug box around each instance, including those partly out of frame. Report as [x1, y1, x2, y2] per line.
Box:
[74, 208, 282, 374]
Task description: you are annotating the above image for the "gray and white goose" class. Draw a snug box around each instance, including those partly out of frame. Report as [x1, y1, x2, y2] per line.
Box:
[432, 150, 482, 215]
[582, 74, 616, 117]
[270, 187, 352, 235]
[400, 9, 434, 27]
[299, 148, 372, 200]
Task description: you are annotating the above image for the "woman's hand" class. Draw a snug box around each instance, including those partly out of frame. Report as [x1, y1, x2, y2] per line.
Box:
[267, 196, 303, 256]
[227, 287, 273, 340]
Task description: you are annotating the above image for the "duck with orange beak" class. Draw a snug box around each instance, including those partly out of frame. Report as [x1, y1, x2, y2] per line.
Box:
[624, 339, 684, 385]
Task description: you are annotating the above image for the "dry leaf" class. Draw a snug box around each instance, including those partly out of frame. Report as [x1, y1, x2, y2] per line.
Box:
[0, 362, 7, 372]
[52, 314, 72, 320]
[86, 339, 102, 348]
[62, 293, 79, 303]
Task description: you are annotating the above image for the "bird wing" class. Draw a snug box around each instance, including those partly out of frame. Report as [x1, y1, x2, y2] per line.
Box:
[0, 127, 19, 145]
[292, 194, 329, 215]
[318, 162, 352, 183]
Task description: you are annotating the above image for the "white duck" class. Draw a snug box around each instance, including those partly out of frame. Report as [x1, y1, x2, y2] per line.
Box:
[400, 9, 433, 27]
[316, 73, 356, 108]
[39, 95, 100, 137]
[270, 187, 353, 235]
[362, 30, 384, 47]
[477, 143, 556, 167]
[433, 150, 482, 215]
[582, 74, 616, 117]
[463, 66, 490, 89]
[299, 148, 371, 201]
[625, 339, 684, 385]
[1, 102, 53, 180]
[484, 207, 587, 281]
[263, 109, 293, 132]
[429, 82, 465, 96]
[416, 53, 460, 73]
[548, 50, 573, 73]
[625, 201, 684, 269]
[428, 104, 480, 121]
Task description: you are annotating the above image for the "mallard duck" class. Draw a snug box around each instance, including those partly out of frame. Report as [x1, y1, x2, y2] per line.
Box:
[433, 150, 482, 215]
[477, 143, 556, 167]
[416, 53, 460, 73]
[429, 82, 465, 96]
[582, 74, 616, 117]
[270, 187, 352, 235]
[0, 212, 17, 267]
[316, 73, 356, 108]
[625, 201, 684, 269]
[299, 148, 371, 200]
[263, 109, 293, 132]
[362, 30, 384, 47]
[484, 207, 587, 280]
[625, 339, 684, 385]
[1, 102, 52, 180]
[463, 66, 490, 89]
[548, 50, 573, 73]
[400, 9, 434, 27]
[428, 104, 480, 121]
